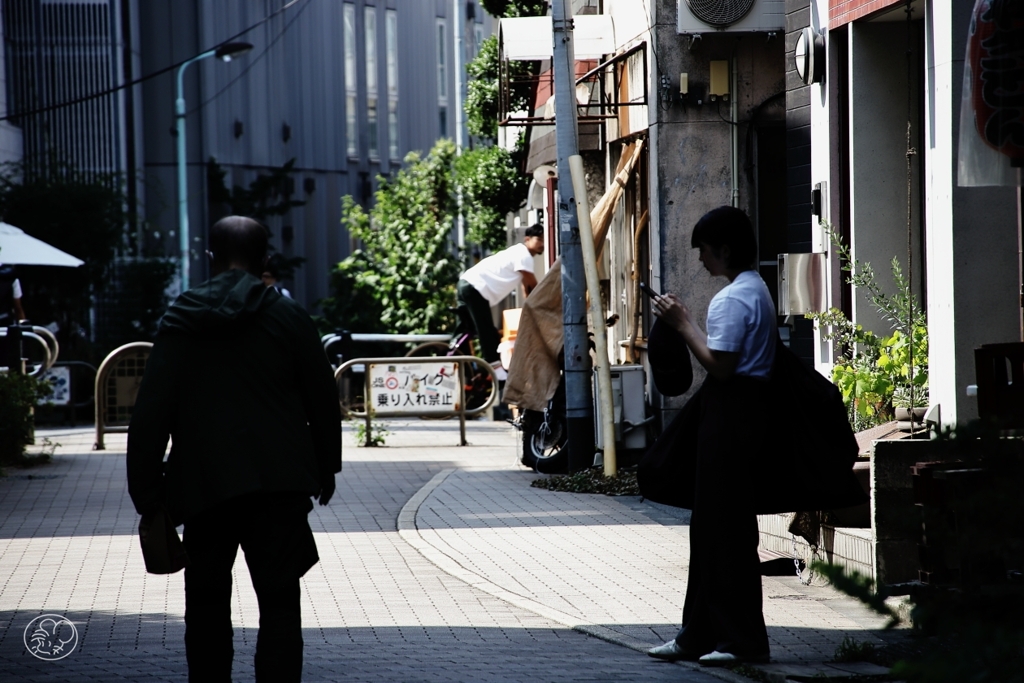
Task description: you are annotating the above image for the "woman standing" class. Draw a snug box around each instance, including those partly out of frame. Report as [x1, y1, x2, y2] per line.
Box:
[647, 206, 775, 667]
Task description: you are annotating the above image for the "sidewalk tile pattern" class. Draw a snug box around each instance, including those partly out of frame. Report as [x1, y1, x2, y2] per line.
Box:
[1, 424, 738, 682]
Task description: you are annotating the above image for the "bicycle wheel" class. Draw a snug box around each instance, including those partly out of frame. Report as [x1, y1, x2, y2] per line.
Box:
[339, 395, 365, 420]
[521, 408, 569, 473]
[461, 357, 497, 414]
[406, 341, 461, 419]
[405, 341, 452, 357]
[405, 341, 496, 419]
[520, 376, 568, 473]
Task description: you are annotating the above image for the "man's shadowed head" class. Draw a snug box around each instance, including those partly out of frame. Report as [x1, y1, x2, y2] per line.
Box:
[208, 216, 269, 277]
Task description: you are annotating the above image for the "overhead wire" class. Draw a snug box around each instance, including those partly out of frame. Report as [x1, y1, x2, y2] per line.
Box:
[185, 0, 315, 117]
[0, 0, 306, 124]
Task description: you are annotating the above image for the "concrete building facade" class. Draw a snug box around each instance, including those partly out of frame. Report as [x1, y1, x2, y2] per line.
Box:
[808, 0, 1022, 426]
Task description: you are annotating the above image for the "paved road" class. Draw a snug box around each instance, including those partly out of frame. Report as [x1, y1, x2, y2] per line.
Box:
[0, 422, 734, 683]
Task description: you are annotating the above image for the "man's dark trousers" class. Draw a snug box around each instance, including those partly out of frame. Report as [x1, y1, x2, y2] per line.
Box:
[456, 279, 500, 363]
[182, 492, 319, 683]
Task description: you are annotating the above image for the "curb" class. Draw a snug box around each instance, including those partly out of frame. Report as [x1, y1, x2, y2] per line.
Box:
[396, 468, 753, 683]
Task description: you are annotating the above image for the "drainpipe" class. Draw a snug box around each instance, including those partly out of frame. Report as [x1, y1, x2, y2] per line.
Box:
[453, 0, 466, 254]
[731, 56, 739, 207]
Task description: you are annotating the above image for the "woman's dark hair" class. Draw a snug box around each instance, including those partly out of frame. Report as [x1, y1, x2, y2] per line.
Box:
[689, 206, 757, 270]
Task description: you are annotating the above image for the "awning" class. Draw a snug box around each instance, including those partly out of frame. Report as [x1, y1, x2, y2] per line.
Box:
[500, 14, 616, 61]
[0, 222, 84, 267]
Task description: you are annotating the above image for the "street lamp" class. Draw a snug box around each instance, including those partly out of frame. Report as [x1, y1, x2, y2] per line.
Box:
[176, 41, 252, 291]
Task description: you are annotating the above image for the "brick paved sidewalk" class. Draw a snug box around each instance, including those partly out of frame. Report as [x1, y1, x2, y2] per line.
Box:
[1, 422, 734, 683]
[0, 420, 905, 682]
[399, 441, 904, 681]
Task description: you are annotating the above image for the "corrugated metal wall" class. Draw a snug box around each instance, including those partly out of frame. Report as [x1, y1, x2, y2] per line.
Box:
[138, 0, 493, 311]
[2, 0, 124, 177]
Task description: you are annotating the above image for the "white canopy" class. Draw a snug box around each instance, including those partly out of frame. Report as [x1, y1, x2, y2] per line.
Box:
[0, 222, 84, 267]
[500, 14, 616, 61]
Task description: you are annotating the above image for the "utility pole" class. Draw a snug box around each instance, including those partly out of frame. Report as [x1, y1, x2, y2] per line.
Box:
[551, 0, 595, 472]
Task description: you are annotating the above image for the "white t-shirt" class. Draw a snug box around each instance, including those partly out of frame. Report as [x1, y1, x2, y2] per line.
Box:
[706, 270, 776, 378]
[461, 243, 535, 306]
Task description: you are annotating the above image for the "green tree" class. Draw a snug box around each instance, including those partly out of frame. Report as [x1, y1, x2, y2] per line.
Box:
[480, 0, 548, 18]
[320, 140, 461, 335]
[455, 145, 530, 251]
[465, 35, 535, 139]
[0, 163, 126, 355]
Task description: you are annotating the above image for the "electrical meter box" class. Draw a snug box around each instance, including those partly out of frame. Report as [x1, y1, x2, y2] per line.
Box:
[594, 364, 648, 451]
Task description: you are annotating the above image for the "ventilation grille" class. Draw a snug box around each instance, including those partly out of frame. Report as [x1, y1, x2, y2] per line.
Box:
[684, 0, 757, 27]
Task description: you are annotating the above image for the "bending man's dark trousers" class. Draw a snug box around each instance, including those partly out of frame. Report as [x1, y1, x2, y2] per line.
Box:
[457, 278, 501, 363]
[674, 376, 770, 658]
[182, 492, 319, 683]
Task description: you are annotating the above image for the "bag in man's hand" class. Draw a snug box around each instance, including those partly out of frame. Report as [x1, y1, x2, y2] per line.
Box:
[139, 508, 189, 574]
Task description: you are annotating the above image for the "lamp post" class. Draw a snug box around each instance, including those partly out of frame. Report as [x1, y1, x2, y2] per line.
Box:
[176, 42, 252, 291]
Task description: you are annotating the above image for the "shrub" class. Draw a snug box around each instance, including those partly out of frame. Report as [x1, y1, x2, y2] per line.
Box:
[0, 372, 52, 470]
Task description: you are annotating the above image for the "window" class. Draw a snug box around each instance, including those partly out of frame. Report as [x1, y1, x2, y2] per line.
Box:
[437, 19, 448, 137]
[386, 9, 399, 160]
[344, 4, 357, 156]
[436, 21, 447, 98]
[365, 6, 378, 158]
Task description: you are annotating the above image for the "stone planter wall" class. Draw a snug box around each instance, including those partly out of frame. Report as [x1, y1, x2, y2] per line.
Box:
[757, 438, 955, 585]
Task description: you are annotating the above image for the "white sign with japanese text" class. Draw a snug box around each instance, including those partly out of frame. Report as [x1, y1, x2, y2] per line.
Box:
[368, 361, 461, 414]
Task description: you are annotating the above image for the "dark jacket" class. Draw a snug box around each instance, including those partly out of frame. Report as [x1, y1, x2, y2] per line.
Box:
[638, 322, 867, 514]
[127, 269, 342, 524]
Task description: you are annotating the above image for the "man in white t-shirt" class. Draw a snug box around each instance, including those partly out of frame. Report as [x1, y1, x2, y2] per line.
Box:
[0, 263, 26, 325]
[457, 224, 544, 365]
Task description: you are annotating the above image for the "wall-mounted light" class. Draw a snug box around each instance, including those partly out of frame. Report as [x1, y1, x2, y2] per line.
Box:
[233, 119, 244, 138]
[795, 27, 825, 85]
[282, 122, 292, 143]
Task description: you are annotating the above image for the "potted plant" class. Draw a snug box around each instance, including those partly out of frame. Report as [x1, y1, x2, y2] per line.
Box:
[808, 222, 928, 432]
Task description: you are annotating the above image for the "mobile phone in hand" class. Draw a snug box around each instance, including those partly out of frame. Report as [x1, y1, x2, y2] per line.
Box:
[639, 282, 660, 299]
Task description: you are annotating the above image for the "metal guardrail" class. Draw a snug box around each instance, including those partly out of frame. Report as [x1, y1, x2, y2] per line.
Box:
[0, 325, 59, 376]
[94, 342, 152, 450]
[335, 355, 497, 446]
[321, 332, 453, 363]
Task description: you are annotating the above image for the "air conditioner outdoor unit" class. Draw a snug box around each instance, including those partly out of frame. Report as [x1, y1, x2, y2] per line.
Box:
[677, 0, 785, 34]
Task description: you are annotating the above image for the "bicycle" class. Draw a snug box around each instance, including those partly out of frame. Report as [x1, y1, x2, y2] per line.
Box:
[404, 305, 499, 416]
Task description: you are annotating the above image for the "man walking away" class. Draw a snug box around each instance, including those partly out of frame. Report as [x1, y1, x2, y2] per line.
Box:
[127, 216, 342, 682]
[457, 224, 544, 368]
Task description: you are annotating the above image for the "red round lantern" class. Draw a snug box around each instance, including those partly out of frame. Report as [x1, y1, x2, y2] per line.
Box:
[968, 0, 1024, 166]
